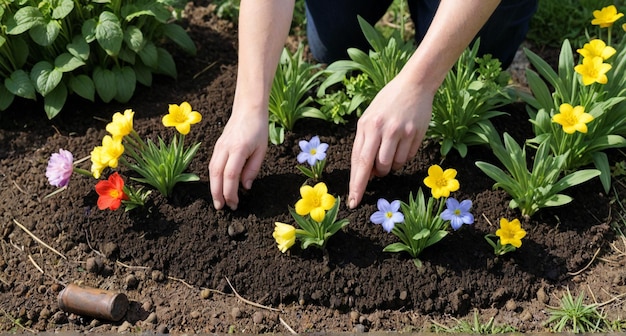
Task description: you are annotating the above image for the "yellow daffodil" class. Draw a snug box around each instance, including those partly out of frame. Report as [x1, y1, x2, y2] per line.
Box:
[574, 56, 612, 85]
[591, 5, 624, 28]
[552, 103, 594, 134]
[495, 218, 526, 248]
[90, 147, 108, 179]
[273, 222, 296, 253]
[90, 136, 124, 178]
[162, 102, 202, 135]
[576, 39, 616, 61]
[106, 109, 135, 140]
[295, 182, 335, 222]
[423, 165, 459, 199]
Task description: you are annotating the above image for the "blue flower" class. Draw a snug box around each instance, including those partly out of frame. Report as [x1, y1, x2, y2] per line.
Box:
[440, 198, 474, 230]
[297, 135, 328, 166]
[370, 198, 404, 233]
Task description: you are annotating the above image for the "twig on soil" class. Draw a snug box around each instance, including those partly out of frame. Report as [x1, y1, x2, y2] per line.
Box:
[279, 317, 298, 335]
[597, 291, 626, 307]
[586, 284, 598, 304]
[84, 228, 103, 256]
[225, 276, 280, 312]
[12, 180, 30, 196]
[193, 61, 218, 79]
[167, 276, 196, 289]
[567, 247, 601, 276]
[0, 307, 36, 333]
[28, 255, 44, 274]
[12, 219, 67, 260]
[115, 260, 149, 269]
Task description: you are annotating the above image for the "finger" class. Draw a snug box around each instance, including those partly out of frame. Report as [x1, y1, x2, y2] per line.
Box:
[222, 152, 248, 210]
[349, 129, 380, 209]
[208, 149, 227, 210]
[241, 147, 265, 190]
[374, 135, 400, 177]
[391, 137, 412, 171]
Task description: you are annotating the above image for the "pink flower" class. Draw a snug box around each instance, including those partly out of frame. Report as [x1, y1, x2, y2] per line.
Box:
[46, 149, 74, 187]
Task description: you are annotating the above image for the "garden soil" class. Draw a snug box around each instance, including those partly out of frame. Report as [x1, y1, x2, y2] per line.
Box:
[1, 2, 626, 333]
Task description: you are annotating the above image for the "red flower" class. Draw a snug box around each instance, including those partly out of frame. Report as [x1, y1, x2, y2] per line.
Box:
[95, 172, 129, 210]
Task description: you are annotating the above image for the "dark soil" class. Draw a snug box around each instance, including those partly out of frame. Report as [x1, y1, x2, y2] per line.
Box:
[1, 2, 625, 333]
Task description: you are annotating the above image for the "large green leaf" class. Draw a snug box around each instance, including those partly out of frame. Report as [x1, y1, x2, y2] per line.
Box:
[113, 66, 136, 102]
[6, 6, 45, 35]
[5, 70, 36, 99]
[67, 35, 90, 61]
[95, 11, 123, 56]
[161, 23, 196, 55]
[156, 47, 176, 78]
[44, 82, 67, 119]
[51, 0, 74, 19]
[55, 53, 85, 72]
[68, 74, 95, 101]
[29, 19, 61, 46]
[124, 25, 144, 53]
[0, 85, 15, 110]
[138, 41, 158, 68]
[93, 66, 116, 103]
[30, 61, 62, 96]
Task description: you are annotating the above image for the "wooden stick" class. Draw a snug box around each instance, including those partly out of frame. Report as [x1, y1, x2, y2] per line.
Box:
[225, 277, 280, 312]
[12, 219, 67, 260]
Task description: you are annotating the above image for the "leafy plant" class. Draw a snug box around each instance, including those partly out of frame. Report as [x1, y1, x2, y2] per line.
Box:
[476, 133, 600, 218]
[0, 0, 196, 118]
[431, 309, 517, 334]
[317, 15, 415, 117]
[268, 44, 325, 145]
[428, 39, 514, 157]
[545, 288, 608, 333]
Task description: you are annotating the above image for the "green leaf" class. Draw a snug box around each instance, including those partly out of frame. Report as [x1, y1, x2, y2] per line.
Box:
[0, 85, 15, 110]
[383, 242, 413, 254]
[68, 74, 95, 101]
[156, 47, 177, 78]
[552, 169, 600, 194]
[6, 7, 45, 35]
[44, 82, 67, 119]
[93, 67, 116, 103]
[55, 53, 85, 72]
[543, 194, 573, 207]
[81, 19, 97, 43]
[592, 152, 611, 194]
[51, 0, 74, 19]
[424, 230, 448, 248]
[67, 35, 90, 61]
[95, 11, 123, 56]
[113, 66, 136, 102]
[357, 16, 385, 52]
[29, 20, 61, 46]
[138, 41, 158, 68]
[412, 228, 431, 240]
[5, 70, 36, 100]
[124, 25, 144, 53]
[30, 61, 62, 96]
[161, 23, 196, 55]
[174, 173, 200, 183]
[134, 60, 153, 86]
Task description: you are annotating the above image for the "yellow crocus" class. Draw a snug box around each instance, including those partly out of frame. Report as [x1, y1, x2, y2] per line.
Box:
[90, 146, 108, 179]
[591, 5, 624, 28]
[552, 103, 594, 134]
[423, 165, 460, 199]
[273, 222, 296, 253]
[162, 102, 202, 135]
[495, 218, 526, 248]
[90, 135, 124, 177]
[295, 182, 335, 222]
[106, 109, 135, 140]
[574, 56, 612, 85]
[576, 39, 616, 61]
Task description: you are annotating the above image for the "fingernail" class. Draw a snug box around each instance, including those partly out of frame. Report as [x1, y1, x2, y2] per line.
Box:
[213, 200, 223, 210]
[227, 202, 237, 211]
[243, 179, 252, 190]
[348, 198, 356, 209]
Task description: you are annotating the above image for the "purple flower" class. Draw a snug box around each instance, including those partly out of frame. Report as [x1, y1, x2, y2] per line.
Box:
[440, 198, 474, 230]
[46, 149, 74, 188]
[297, 135, 328, 166]
[370, 198, 404, 233]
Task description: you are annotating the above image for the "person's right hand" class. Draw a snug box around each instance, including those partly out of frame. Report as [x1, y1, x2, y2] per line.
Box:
[209, 109, 268, 210]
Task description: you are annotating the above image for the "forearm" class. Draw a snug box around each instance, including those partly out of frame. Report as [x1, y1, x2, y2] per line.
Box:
[234, 0, 295, 115]
[400, 0, 501, 94]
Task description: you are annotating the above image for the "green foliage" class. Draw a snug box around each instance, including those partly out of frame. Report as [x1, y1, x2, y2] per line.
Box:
[476, 133, 600, 218]
[545, 288, 608, 333]
[527, 0, 616, 48]
[268, 44, 325, 145]
[428, 40, 514, 158]
[431, 309, 517, 334]
[383, 188, 448, 268]
[0, 0, 196, 118]
[212, 0, 306, 33]
[522, 38, 626, 193]
[290, 196, 349, 250]
[317, 15, 415, 118]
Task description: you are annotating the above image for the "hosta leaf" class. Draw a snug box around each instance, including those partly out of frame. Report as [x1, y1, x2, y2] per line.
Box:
[30, 20, 61, 46]
[161, 23, 196, 55]
[113, 66, 136, 102]
[68, 74, 95, 101]
[55, 53, 85, 72]
[44, 82, 67, 119]
[134, 60, 153, 86]
[95, 12, 123, 56]
[138, 41, 158, 68]
[0, 85, 15, 110]
[5, 70, 36, 100]
[156, 47, 176, 78]
[30, 61, 62, 96]
[6, 6, 45, 35]
[124, 25, 144, 53]
[81, 19, 96, 43]
[51, 0, 74, 19]
[67, 35, 90, 61]
[93, 66, 116, 103]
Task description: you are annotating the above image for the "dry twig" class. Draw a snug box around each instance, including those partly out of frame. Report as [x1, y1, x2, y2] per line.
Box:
[12, 219, 66, 260]
[279, 316, 298, 335]
[225, 276, 280, 312]
[28, 255, 44, 274]
[567, 247, 601, 276]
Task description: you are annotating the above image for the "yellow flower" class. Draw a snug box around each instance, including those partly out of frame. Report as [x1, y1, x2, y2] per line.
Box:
[552, 103, 594, 134]
[574, 56, 612, 85]
[295, 182, 335, 222]
[90, 147, 108, 179]
[591, 5, 624, 28]
[162, 102, 202, 135]
[495, 218, 526, 248]
[623, 23, 626, 31]
[576, 39, 616, 61]
[423, 165, 460, 199]
[273, 222, 296, 253]
[106, 109, 135, 140]
[90, 136, 124, 178]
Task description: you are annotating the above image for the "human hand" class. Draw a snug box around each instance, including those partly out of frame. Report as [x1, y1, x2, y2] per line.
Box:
[209, 110, 268, 210]
[348, 76, 433, 209]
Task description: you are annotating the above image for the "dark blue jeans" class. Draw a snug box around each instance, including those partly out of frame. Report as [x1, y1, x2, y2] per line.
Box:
[305, 0, 538, 68]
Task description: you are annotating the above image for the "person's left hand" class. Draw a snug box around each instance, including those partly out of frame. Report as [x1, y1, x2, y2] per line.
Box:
[348, 74, 433, 209]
